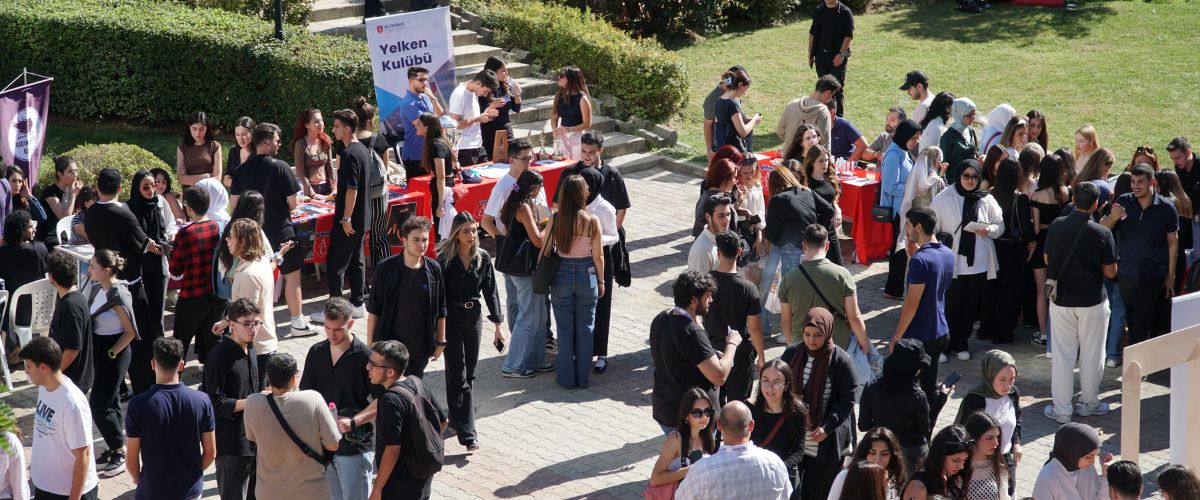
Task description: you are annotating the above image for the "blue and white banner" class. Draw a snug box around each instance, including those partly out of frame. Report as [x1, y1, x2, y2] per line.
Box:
[366, 7, 455, 137]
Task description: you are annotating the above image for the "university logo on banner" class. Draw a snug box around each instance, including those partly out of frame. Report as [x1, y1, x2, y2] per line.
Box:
[365, 7, 455, 138]
[0, 75, 52, 182]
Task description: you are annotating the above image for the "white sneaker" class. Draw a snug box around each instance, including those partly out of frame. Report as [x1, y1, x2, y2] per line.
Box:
[1046, 351, 1053, 360]
[290, 318, 318, 337]
[309, 310, 326, 324]
[1105, 358, 1120, 368]
[957, 351, 971, 361]
[1044, 405, 1071, 424]
[352, 305, 366, 319]
[1075, 402, 1111, 417]
[938, 353, 948, 363]
[774, 334, 791, 345]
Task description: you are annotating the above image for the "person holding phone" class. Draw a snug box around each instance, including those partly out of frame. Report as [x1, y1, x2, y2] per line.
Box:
[712, 68, 760, 154]
[436, 212, 503, 451]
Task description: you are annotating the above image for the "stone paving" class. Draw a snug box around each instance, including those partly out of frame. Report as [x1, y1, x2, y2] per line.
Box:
[1, 168, 1176, 499]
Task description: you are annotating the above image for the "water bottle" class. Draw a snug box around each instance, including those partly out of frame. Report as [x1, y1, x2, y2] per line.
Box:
[328, 402, 337, 418]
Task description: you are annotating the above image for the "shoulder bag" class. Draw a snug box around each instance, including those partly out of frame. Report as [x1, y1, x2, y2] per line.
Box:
[871, 172, 893, 223]
[532, 224, 560, 295]
[1044, 221, 1088, 303]
[266, 395, 332, 468]
[367, 134, 389, 199]
[494, 209, 537, 277]
[795, 263, 848, 321]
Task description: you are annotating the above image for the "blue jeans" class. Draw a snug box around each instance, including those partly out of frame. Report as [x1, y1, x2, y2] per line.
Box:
[551, 257, 598, 388]
[757, 243, 805, 339]
[502, 275, 548, 373]
[326, 451, 374, 500]
[1103, 278, 1125, 361]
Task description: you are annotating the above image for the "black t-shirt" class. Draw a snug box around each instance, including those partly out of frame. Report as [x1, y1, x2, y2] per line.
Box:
[337, 141, 372, 230]
[701, 271, 761, 350]
[1176, 155, 1200, 215]
[0, 241, 48, 324]
[1044, 211, 1117, 307]
[649, 310, 718, 427]
[713, 98, 745, 152]
[333, 133, 391, 160]
[392, 266, 431, 352]
[230, 154, 299, 240]
[50, 290, 93, 392]
[554, 162, 632, 211]
[375, 377, 447, 499]
[427, 139, 454, 211]
[810, 2, 855, 51]
[38, 183, 65, 243]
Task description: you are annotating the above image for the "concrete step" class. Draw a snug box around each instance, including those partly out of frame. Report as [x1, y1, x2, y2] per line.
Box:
[309, 9, 478, 45]
[508, 95, 555, 125]
[512, 77, 556, 100]
[453, 44, 505, 67]
[606, 152, 662, 174]
[510, 116, 617, 146]
[310, 0, 409, 23]
[598, 133, 647, 159]
[454, 62, 530, 82]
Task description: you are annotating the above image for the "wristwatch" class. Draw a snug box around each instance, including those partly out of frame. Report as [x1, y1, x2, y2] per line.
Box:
[340, 217, 352, 224]
[436, 340, 448, 347]
[107, 349, 118, 360]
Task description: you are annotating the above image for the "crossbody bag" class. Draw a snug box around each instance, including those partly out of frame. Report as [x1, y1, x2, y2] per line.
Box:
[796, 263, 849, 322]
[266, 395, 332, 468]
[1044, 221, 1088, 303]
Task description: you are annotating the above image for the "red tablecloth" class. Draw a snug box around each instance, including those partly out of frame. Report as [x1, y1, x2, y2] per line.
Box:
[291, 189, 427, 264]
[754, 151, 893, 263]
[402, 159, 570, 221]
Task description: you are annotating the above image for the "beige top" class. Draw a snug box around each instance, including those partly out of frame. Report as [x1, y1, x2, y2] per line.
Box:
[244, 390, 341, 500]
[222, 256, 277, 354]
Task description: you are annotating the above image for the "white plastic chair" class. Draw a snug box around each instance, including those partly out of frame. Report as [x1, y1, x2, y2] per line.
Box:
[0, 290, 9, 391]
[7, 278, 57, 349]
[55, 216, 74, 245]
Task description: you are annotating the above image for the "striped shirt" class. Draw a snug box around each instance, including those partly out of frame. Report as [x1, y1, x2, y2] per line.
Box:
[802, 357, 832, 458]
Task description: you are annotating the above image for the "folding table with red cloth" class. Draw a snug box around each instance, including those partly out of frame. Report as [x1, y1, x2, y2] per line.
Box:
[291, 188, 427, 264]
[753, 150, 893, 263]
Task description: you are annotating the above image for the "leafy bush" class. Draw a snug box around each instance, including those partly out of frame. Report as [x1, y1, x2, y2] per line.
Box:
[729, 0, 805, 24]
[184, 0, 314, 25]
[37, 144, 174, 202]
[0, 0, 372, 127]
[460, 0, 689, 121]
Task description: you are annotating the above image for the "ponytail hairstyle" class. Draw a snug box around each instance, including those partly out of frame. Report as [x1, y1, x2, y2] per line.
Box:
[499, 169, 544, 224]
[721, 68, 751, 89]
[351, 96, 378, 132]
[94, 248, 126, 275]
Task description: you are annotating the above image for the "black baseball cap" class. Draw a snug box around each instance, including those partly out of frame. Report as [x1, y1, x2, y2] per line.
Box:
[900, 70, 928, 91]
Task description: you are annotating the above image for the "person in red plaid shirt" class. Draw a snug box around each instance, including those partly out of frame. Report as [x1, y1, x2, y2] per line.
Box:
[169, 186, 224, 364]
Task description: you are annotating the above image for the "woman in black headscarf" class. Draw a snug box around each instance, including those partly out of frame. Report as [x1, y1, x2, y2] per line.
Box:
[1031, 423, 1112, 499]
[126, 169, 175, 394]
[780, 307, 858, 500]
[928, 159, 1004, 362]
[859, 338, 946, 468]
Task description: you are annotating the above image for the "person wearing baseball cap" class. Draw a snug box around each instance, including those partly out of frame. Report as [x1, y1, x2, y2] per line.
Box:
[901, 71, 933, 124]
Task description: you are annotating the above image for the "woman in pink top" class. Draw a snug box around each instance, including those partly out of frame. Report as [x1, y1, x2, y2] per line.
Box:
[543, 175, 604, 389]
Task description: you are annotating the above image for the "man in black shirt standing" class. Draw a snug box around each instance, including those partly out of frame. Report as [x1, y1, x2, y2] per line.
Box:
[704, 230, 764, 403]
[313, 109, 371, 323]
[1167, 137, 1200, 260]
[47, 249, 93, 393]
[230, 123, 315, 337]
[649, 271, 741, 434]
[368, 340, 448, 500]
[808, 0, 854, 116]
[552, 131, 632, 374]
[1043, 183, 1118, 424]
[204, 298, 265, 500]
[300, 297, 378, 500]
[84, 168, 161, 394]
[367, 216, 447, 377]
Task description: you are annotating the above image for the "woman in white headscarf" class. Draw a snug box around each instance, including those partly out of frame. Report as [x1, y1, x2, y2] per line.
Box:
[939, 98, 980, 182]
[195, 177, 230, 230]
[980, 103, 1016, 153]
[896, 146, 947, 252]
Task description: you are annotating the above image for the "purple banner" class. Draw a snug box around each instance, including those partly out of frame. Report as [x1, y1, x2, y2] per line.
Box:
[0, 77, 52, 182]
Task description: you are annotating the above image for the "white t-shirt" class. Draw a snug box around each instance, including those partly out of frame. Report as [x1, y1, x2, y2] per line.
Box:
[449, 83, 483, 150]
[0, 432, 29, 500]
[483, 171, 549, 235]
[912, 94, 935, 125]
[32, 380, 98, 496]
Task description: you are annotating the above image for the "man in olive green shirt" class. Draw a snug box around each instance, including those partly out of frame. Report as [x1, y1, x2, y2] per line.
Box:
[779, 224, 870, 352]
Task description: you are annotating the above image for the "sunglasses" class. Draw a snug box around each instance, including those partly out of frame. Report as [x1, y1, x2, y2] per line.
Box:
[1136, 146, 1156, 155]
[688, 408, 716, 419]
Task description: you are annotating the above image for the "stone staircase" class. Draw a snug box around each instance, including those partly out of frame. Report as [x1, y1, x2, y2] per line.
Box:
[306, 0, 663, 166]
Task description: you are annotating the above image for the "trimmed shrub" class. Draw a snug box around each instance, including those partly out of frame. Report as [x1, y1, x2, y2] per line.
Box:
[0, 0, 372, 127]
[459, 0, 689, 121]
[730, 0, 805, 24]
[38, 144, 175, 202]
[183, 0, 314, 26]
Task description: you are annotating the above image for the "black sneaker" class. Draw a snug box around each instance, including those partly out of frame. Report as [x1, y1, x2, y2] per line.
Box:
[94, 449, 112, 466]
[98, 450, 126, 477]
[545, 337, 558, 354]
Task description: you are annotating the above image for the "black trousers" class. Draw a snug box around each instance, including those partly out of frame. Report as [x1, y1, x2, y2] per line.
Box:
[445, 306, 482, 445]
[720, 341, 757, 404]
[129, 274, 162, 396]
[363, 0, 386, 20]
[34, 486, 98, 500]
[480, 121, 514, 161]
[1119, 275, 1170, 346]
[919, 335, 949, 411]
[800, 456, 843, 500]
[174, 296, 224, 364]
[407, 352, 430, 378]
[327, 226, 366, 307]
[90, 333, 131, 451]
[369, 195, 391, 269]
[827, 232, 844, 266]
[884, 216, 908, 297]
[986, 239, 1024, 343]
[457, 147, 488, 168]
[216, 455, 256, 500]
[402, 158, 427, 180]
[946, 272, 989, 353]
[593, 245, 616, 357]
[814, 49, 847, 116]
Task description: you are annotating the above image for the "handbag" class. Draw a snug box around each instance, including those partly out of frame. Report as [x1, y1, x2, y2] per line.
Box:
[1009, 195, 1026, 244]
[533, 231, 560, 295]
[266, 395, 332, 468]
[494, 210, 537, 277]
[1044, 221, 1087, 303]
[871, 174, 893, 223]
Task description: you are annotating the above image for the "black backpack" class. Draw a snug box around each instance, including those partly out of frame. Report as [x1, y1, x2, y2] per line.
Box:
[388, 378, 444, 479]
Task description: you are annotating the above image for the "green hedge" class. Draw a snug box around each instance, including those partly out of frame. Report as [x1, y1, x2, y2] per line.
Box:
[730, 0, 805, 24]
[38, 144, 174, 202]
[0, 0, 372, 127]
[183, 0, 314, 26]
[461, 0, 689, 121]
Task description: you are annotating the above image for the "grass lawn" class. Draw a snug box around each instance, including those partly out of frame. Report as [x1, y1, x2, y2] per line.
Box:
[669, 1, 1200, 165]
[45, 119, 180, 165]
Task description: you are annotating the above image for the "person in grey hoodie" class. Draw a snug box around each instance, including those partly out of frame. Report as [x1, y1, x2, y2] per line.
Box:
[777, 75, 840, 158]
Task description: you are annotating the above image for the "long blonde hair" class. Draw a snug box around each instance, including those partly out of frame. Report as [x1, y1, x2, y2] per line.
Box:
[768, 166, 803, 195]
[228, 218, 266, 262]
[1074, 124, 1099, 159]
[436, 212, 482, 269]
[1073, 147, 1114, 184]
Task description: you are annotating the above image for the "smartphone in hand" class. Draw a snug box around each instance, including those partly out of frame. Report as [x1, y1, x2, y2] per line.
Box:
[494, 337, 505, 353]
[942, 371, 962, 388]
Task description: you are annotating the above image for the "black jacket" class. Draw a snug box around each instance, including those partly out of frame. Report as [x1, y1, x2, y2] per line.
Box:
[764, 187, 835, 248]
[779, 344, 858, 463]
[368, 254, 446, 356]
[84, 201, 150, 282]
[859, 377, 935, 449]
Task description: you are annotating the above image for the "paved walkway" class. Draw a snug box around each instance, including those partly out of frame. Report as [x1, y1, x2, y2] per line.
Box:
[2, 168, 1174, 499]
